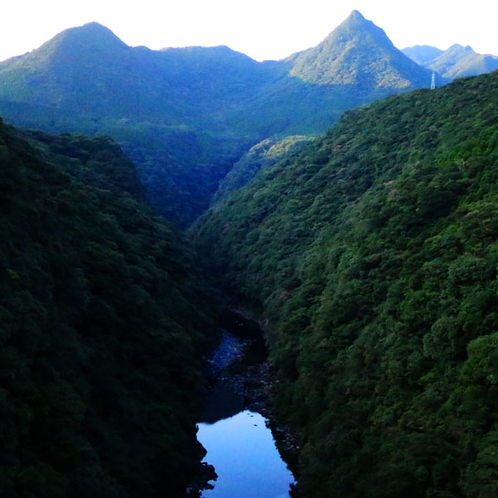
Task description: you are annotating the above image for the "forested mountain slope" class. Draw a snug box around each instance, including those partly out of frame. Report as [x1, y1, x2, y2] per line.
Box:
[0, 12, 433, 226]
[404, 43, 498, 80]
[287, 10, 431, 89]
[194, 71, 498, 497]
[0, 120, 217, 497]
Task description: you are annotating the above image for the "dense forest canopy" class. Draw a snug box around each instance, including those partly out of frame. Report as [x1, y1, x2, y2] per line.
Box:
[0, 120, 218, 497]
[193, 70, 498, 497]
[4, 10, 498, 498]
[0, 12, 434, 227]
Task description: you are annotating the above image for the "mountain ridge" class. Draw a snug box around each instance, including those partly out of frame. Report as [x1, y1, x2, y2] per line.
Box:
[401, 44, 444, 65]
[403, 42, 498, 79]
[0, 11, 477, 226]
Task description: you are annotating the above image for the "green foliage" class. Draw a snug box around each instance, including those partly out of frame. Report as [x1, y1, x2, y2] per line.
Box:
[0, 15, 435, 226]
[414, 44, 498, 80]
[0, 122, 218, 497]
[214, 135, 315, 200]
[288, 10, 431, 90]
[194, 71, 498, 496]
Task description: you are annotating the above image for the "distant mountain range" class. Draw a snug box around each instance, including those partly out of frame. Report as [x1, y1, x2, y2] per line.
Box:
[0, 11, 492, 225]
[403, 43, 498, 79]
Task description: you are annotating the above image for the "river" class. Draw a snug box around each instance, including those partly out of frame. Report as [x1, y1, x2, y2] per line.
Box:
[197, 409, 294, 498]
[195, 313, 296, 498]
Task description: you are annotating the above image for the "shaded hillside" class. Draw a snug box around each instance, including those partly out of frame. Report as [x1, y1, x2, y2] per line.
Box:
[194, 72, 498, 497]
[213, 135, 314, 200]
[0, 120, 217, 497]
[0, 23, 271, 124]
[0, 12, 435, 226]
[0, 22, 274, 226]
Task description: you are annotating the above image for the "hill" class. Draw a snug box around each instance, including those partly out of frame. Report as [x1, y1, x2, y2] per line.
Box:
[213, 135, 314, 201]
[0, 22, 273, 226]
[0, 12, 434, 226]
[403, 43, 498, 80]
[193, 71, 498, 497]
[288, 10, 431, 90]
[0, 120, 217, 497]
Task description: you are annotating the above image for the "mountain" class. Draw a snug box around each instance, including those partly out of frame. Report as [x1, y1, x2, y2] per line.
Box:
[0, 119, 218, 496]
[0, 22, 273, 128]
[194, 70, 498, 497]
[0, 22, 276, 226]
[0, 13, 435, 226]
[288, 10, 432, 89]
[4, 11, 498, 498]
[404, 43, 498, 79]
[429, 44, 498, 79]
[402, 45, 444, 65]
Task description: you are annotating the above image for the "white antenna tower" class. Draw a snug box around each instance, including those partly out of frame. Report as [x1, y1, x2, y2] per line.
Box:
[431, 71, 436, 90]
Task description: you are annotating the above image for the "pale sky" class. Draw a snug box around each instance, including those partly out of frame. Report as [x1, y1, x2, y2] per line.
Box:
[1, 1, 497, 63]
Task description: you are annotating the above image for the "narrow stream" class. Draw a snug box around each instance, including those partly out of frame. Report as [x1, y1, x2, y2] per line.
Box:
[196, 313, 296, 497]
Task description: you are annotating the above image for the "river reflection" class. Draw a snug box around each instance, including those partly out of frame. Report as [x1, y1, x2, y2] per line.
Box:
[197, 409, 294, 498]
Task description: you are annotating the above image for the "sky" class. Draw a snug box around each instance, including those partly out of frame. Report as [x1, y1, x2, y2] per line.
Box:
[1, 1, 498, 63]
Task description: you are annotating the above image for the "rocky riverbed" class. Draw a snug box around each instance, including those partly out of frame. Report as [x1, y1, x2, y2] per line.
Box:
[187, 309, 301, 497]
[227, 361, 301, 456]
[204, 330, 248, 377]
[207, 310, 300, 487]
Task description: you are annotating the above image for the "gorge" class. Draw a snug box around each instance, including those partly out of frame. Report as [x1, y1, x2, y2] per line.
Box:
[195, 315, 296, 498]
[2, 9, 498, 498]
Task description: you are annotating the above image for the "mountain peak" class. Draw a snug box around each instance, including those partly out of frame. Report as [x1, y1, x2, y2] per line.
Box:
[426, 43, 498, 79]
[288, 11, 430, 89]
[348, 10, 366, 21]
[446, 44, 475, 54]
[34, 22, 129, 61]
[56, 21, 122, 39]
[330, 10, 386, 42]
[340, 9, 375, 31]
[71, 21, 111, 33]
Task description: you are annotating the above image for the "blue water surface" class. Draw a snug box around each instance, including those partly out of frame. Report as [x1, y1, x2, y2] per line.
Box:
[197, 410, 294, 498]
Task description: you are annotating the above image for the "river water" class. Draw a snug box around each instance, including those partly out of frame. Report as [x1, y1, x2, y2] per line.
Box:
[196, 323, 296, 498]
[197, 409, 294, 498]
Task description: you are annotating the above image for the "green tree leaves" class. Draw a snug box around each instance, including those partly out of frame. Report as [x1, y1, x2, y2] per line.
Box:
[194, 71, 498, 496]
[0, 124, 217, 496]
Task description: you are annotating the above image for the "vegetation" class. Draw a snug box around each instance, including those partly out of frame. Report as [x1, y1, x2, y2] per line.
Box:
[0, 12, 433, 226]
[213, 135, 314, 201]
[287, 10, 431, 89]
[404, 44, 498, 80]
[194, 71, 498, 497]
[0, 120, 218, 497]
[4, 11, 498, 498]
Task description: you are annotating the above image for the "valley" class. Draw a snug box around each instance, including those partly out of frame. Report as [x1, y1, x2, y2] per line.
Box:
[0, 11, 433, 227]
[1, 9, 498, 498]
